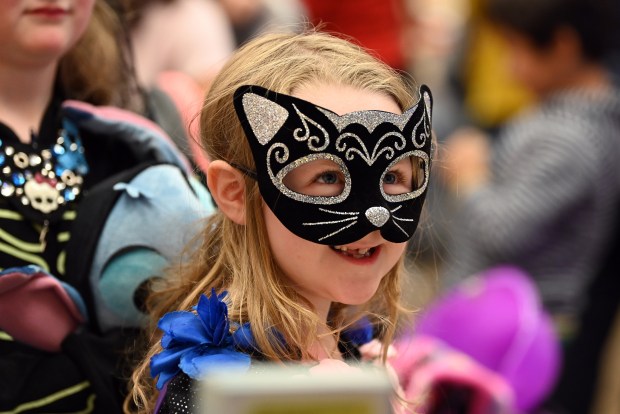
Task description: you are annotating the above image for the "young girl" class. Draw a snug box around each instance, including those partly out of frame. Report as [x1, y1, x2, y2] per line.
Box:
[128, 31, 434, 413]
[0, 1, 209, 412]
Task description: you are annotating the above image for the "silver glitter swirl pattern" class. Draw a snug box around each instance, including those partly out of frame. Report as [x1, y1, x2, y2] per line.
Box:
[335, 131, 406, 166]
[317, 105, 417, 133]
[267, 142, 289, 164]
[423, 91, 432, 117]
[411, 115, 427, 149]
[292, 104, 330, 151]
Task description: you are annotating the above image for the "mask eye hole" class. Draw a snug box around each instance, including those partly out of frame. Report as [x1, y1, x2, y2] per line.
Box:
[283, 159, 347, 197]
[274, 153, 352, 204]
[381, 151, 429, 201]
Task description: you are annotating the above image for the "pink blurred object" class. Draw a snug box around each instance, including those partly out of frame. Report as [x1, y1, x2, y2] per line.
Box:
[308, 358, 363, 375]
[394, 266, 561, 413]
[0, 267, 86, 352]
[392, 336, 515, 414]
[157, 71, 211, 174]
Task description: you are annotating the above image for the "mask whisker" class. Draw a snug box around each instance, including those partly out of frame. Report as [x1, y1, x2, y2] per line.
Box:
[318, 221, 358, 241]
[392, 215, 414, 222]
[303, 217, 357, 226]
[392, 220, 410, 237]
[318, 207, 359, 216]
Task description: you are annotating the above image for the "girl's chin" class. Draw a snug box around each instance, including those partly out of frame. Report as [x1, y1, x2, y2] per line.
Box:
[334, 287, 381, 306]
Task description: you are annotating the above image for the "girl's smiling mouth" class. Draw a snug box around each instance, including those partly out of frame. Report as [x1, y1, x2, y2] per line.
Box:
[330, 245, 380, 261]
[25, 6, 71, 18]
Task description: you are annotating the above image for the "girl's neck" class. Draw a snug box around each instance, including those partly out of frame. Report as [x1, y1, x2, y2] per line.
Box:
[307, 324, 343, 361]
[299, 299, 343, 361]
[0, 63, 58, 144]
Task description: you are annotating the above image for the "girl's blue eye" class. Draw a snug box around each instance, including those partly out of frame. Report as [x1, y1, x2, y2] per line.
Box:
[318, 171, 339, 184]
[383, 172, 398, 185]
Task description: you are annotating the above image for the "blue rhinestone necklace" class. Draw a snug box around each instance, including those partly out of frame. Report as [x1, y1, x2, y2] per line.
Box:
[0, 117, 89, 215]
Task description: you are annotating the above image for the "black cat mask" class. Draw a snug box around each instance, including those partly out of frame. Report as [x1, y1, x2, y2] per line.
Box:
[232, 84, 433, 245]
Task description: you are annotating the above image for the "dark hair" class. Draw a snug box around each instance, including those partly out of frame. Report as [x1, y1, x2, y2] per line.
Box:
[119, 0, 177, 29]
[485, 0, 619, 61]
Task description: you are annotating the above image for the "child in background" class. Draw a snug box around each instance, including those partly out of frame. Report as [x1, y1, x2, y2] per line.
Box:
[122, 0, 236, 175]
[441, 0, 620, 339]
[0, 1, 210, 412]
[128, 31, 434, 413]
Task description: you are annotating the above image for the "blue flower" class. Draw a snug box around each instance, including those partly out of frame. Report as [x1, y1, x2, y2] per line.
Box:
[232, 322, 287, 354]
[340, 317, 373, 347]
[150, 289, 251, 389]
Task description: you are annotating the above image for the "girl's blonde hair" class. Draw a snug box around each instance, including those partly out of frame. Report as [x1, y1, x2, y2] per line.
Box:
[128, 30, 420, 413]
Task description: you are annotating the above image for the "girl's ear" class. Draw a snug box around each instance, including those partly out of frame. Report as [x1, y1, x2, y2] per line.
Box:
[207, 160, 247, 225]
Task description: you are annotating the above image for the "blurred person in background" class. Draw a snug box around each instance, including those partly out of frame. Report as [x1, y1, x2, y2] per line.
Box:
[439, 0, 620, 341]
[217, 0, 306, 46]
[0, 0, 211, 412]
[438, 2, 620, 412]
[124, 0, 306, 176]
[449, 0, 535, 134]
[301, 0, 413, 72]
[122, 0, 236, 175]
[124, 0, 235, 94]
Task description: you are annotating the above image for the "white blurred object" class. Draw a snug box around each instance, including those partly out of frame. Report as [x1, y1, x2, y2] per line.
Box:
[262, 0, 308, 32]
[199, 363, 393, 414]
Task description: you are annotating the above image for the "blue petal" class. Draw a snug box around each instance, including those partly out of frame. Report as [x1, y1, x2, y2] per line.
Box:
[270, 329, 287, 349]
[150, 345, 197, 390]
[211, 317, 230, 347]
[154, 368, 177, 390]
[159, 311, 195, 332]
[159, 311, 208, 348]
[341, 317, 374, 346]
[150, 345, 189, 374]
[232, 324, 287, 353]
[232, 323, 258, 352]
[179, 346, 251, 380]
[196, 290, 230, 344]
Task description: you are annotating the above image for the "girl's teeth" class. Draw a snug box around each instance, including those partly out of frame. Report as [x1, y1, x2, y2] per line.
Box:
[332, 246, 373, 258]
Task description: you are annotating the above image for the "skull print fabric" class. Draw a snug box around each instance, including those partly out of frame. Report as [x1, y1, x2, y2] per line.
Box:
[233, 84, 433, 245]
[0, 117, 88, 223]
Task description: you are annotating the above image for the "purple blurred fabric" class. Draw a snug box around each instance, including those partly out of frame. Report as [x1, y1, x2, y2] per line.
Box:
[414, 266, 561, 412]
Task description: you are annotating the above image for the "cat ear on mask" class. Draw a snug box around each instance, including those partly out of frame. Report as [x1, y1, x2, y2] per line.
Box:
[234, 84, 433, 145]
[234, 86, 290, 145]
[421, 84, 433, 124]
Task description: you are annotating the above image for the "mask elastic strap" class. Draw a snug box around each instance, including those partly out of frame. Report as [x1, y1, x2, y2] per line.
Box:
[229, 162, 257, 180]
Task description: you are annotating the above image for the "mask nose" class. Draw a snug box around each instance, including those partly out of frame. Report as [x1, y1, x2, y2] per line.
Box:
[365, 206, 390, 227]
